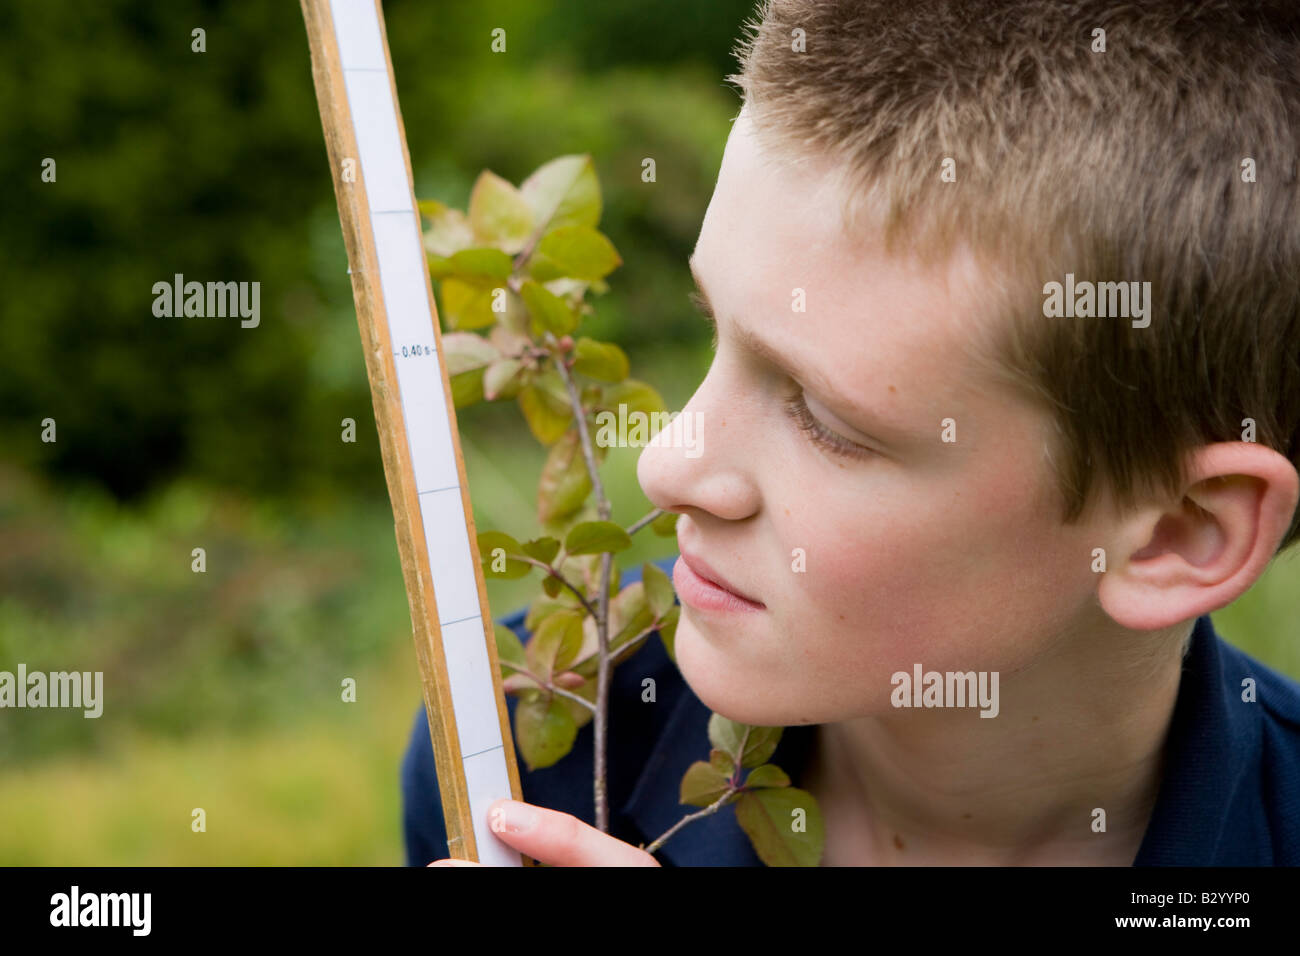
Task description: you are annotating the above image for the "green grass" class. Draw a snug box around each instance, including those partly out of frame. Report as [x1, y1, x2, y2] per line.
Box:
[0, 412, 683, 864]
[0, 643, 417, 865]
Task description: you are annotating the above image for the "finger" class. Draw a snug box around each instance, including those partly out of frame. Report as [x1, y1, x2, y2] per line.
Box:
[487, 798, 659, 867]
[428, 858, 481, 866]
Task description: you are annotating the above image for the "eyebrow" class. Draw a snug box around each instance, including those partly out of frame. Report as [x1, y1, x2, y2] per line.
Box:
[687, 257, 882, 437]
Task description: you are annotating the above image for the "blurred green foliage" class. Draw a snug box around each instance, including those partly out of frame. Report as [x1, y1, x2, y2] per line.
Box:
[0, 0, 744, 505]
[0, 0, 745, 861]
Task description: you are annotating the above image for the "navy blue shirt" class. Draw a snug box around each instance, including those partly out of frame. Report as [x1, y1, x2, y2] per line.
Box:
[401, 555, 1300, 865]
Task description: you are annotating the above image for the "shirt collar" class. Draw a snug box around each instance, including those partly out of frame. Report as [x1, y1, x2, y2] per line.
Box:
[619, 614, 1255, 866]
[1133, 613, 1261, 864]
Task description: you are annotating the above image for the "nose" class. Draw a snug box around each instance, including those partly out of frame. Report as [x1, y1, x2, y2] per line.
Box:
[635, 363, 761, 523]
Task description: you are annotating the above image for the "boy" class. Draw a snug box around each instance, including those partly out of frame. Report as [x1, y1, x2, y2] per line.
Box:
[406, 0, 1300, 865]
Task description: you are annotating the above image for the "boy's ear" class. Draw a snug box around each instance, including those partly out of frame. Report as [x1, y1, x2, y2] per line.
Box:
[1098, 442, 1299, 631]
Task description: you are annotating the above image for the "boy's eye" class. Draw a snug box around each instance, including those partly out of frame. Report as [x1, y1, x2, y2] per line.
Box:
[688, 288, 873, 462]
[782, 389, 875, 461]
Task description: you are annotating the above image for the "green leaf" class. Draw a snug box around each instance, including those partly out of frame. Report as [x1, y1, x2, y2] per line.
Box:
[441, 332, 500, 375]
[520, 536, 561, 565]
[483, 358, 525, 401]
[518, 384, 573, 445]
[494, 623, 527, 670]
[420, 199, 475, 257]
[537, 430, 592, 525]
[743, 764, 791, 790]
[609, 581, 654, 652]
[739, 726, 783, 769]
[488, 323, 530, 356]
[477, 531, 531, 579]
[477, 529, 521, 554]
[642, 562, 676, 619]
[572, 337, 629, 383]
[467, 169, 535, 253]
[524, 595, 571, 631]
[501, 672, 541, 695]
[556, 674, 597, 731]
[708, 716, 783, 768]
[734, 788, 825, 867]
[657, 605, 679, 664]
[520, 280, 579, 337]
[679, 760, 732, 807]
[519, 154, 601, 234]
[709, 748, 736, 777]
[565, 520, 633, 556]
[439, 335, 493, 408]
[567, 615, 601, 678]
[440, 277, 504, 331]
[650, 511, 679, 536]
[527, 225, 622, 283]
[447, 247, 515, 281]
[554, 551, 603, 597]
[534, 366, 573, 405]
[541, 574, 563, 599]
[526, 608, 585, 678]
[515, 694, 578, 771]
[450, 369, 485, 408]
[601, 379, 667, 418]
[543, 276, 594, 306]
[708, 714, 745, 763]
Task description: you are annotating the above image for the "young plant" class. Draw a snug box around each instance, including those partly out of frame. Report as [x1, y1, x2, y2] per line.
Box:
[422, 155, 823, 866]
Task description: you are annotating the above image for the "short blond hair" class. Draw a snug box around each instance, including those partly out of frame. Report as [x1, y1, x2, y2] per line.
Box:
[727, 0, 1300, 548]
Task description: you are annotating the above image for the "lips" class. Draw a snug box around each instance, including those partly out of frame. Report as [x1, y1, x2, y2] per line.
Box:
[678, 547, 765, 607]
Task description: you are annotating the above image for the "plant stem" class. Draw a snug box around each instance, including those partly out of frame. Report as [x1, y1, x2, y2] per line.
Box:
[498, 660, 597, 714]
[512, 555, 599, 620]
[564, 618, 663, 679]
[626, 508, 665, 537]
[642, 727, 750, 857]
[549, 333, 616, 833]
[642, 787, 741, 856]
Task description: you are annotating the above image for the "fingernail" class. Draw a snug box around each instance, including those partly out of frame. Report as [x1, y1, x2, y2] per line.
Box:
[498, 800, 537, 834]
[429, 859, 476, 866]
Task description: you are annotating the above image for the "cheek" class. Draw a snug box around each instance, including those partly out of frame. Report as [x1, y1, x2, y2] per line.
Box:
[788, 470, 1091, 681]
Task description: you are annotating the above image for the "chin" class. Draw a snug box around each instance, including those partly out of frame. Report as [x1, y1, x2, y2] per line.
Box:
[674, 622, 784, 726]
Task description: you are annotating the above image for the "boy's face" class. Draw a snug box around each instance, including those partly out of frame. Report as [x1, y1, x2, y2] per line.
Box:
[636, 107, 1114, 726]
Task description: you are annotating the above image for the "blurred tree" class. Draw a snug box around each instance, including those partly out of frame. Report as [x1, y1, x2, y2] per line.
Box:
[0, 0, 740, 507]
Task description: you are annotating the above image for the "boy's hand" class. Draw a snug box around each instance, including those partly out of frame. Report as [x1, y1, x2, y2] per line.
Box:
[428, 798, 660, 867]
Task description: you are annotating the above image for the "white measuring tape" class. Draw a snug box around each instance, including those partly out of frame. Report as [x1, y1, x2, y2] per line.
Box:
[302, 0, 525, 866]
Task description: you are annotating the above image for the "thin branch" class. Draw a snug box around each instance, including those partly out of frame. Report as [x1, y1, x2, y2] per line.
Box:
[642, 787, 740, 856]
[511, 554, 598, 620]
[567, 619, 659, 675]
[546, 330, 619, 834]
[501, 268, 619, 832]
[498, 660, 597, 714]
[642, 728, 750, 857]
[550, 333, 610, 524]
[626, 508, 666, 537]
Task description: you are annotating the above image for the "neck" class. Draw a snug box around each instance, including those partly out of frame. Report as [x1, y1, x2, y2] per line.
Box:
[807, 615, 1190, 866]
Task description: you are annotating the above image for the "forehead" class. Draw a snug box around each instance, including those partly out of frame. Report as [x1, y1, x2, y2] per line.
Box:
[691, 109, 1005, 443]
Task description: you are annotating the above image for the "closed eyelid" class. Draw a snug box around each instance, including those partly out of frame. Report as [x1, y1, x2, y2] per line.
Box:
[687, 273, 896, 452]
